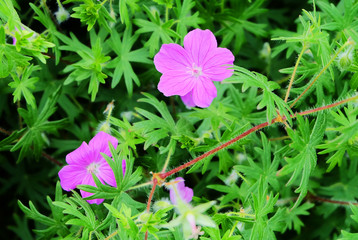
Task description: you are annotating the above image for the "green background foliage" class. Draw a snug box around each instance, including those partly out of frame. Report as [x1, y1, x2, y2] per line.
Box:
[1, 0, 358, 239]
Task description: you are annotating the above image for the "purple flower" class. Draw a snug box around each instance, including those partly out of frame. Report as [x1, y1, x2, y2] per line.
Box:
[154, 29, 235, 108]
[58, 131, 125, 204]
[169, 177, 193, 205]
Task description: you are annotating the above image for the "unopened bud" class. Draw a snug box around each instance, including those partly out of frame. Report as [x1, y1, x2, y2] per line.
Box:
[55, 6, 70, 24]
[97, 120, 111, 134]
[337, 46, 355, 71]
[153, 198, 172, 212]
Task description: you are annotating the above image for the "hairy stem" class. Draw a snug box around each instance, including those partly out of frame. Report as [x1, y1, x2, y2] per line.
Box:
[290, 41, 353, 108]
[159, 121, 272, 179]
[145, 178, 158, 240]
[159, 94, 357, 180]
[284, 44, 307, 102]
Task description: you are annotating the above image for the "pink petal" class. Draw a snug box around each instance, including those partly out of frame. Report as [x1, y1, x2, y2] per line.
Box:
[183, 29, 217, 66]
[89, 132, 118, 158]
[58, 165, 87, 191]
[66, 142, 93, 165]
[158, 70, 196, 97]
[154, 43, 192, 73]
[192, 77, 217, 108]
[203, 48, 235, 81]
[181, 91, 196, 108]
[80, 174, 104, 204]
[169, 177, 193, 204]
[97, 162, 117, 187]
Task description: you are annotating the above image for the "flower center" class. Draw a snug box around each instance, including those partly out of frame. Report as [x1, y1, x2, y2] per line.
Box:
[188, 63, 203, 78]
[86, 162, 99, 174]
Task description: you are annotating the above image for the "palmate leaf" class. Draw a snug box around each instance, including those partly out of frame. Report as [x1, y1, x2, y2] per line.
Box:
[133, 93, 177, 152]
[29, 3, 61, 64]
[133, 5, 181, 57]
[65, 0, 114, 32]
[10, 87, 68, 162]
[119, 0, 140, 26]
[106, 26, 151, 96]
[56, 31, 110, 101]
[339, 205, 358, 240]
[18, 182, 69, 238]
[226, 66, 293, 125]
[235, 132, 281, 196]
[278, 112, 326, 209]
[173, 0, 205, 37]
[317, 104, 358, 172]
[53, 191, 98, 231]
[8, 64, 39, 108]
[248, 178, 280, 240]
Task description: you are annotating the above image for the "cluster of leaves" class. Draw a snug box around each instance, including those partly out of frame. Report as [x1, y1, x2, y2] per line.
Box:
[0, 0, 358, 239]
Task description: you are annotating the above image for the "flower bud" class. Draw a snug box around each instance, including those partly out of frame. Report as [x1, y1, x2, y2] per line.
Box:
[337, 46, 354, 71]
[97, 120, 111, 134]
[224, 169, 239, 186]
[55, 6, 70, 24]
[153, 198, 172, 212]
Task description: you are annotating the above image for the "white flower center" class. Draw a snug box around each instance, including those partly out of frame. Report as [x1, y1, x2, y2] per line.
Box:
[188, 63, 203, 78]
[87, 162, 99, 174]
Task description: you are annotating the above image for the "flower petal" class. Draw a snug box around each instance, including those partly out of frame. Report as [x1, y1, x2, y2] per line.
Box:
[154, 43, 192, 73]
[80, 174, 104, 204]
[58, 165, 87, 191]
[184, 29, 217, 66]
[97, 162, 117, 187]
[158, 70, 196, 97]
[192, 77, 217, 108]
[66, 142, 93, 165]
[169, 177, 193, 204]
[89, 131, 118, 158]
[181, 91, 196, 108]
[203, 47, 235, 81]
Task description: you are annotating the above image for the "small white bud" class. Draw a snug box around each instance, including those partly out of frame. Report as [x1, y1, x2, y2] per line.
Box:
[224, 169, 239, 186]
[55, 6, 70, 24]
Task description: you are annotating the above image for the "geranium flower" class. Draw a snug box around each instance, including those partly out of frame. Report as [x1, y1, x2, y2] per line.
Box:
[169, 177, 193, 205]
[154, 29, 235, 108]
[58, 131, 125, 204]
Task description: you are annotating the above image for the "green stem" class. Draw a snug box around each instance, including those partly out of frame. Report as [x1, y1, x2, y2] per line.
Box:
[284, 43, 307, 102]
[128, 181, 152, 190]
[161, 148, 173, 173]
[290, 40, 353, 108]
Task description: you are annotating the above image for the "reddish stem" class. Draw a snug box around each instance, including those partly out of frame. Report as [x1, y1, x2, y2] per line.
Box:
[159, 120, 272, 179]
[144, 178, 158, 240]
[308, 192, 358, 206]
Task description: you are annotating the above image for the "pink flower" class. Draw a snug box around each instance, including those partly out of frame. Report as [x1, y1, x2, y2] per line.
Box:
[58, 131, 125, 204]
[154, 29, 235, 108]
[169, 177, 193, 205]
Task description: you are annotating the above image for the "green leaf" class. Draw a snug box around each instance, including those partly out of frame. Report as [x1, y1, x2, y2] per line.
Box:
[278, 112, 326, 209]
[227, 66, 293, 125]
[133, 5, 180, 57]
[8, 64, 39, 108]
[106, 26, 151, 95]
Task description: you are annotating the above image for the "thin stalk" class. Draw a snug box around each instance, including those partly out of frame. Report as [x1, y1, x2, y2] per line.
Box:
[145, 178, 158, 240]
[284, 44, 307, 102]
[161, 148, 173, 173]
[104, 231, 118, 240]
[159, 121, 272, 179]
[296, 95, 358, 116]
[128, 181, 152, 190]
[159, 94, 357, 180]
[308, 192, 358, 206]
[290, 41, 353, 108]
